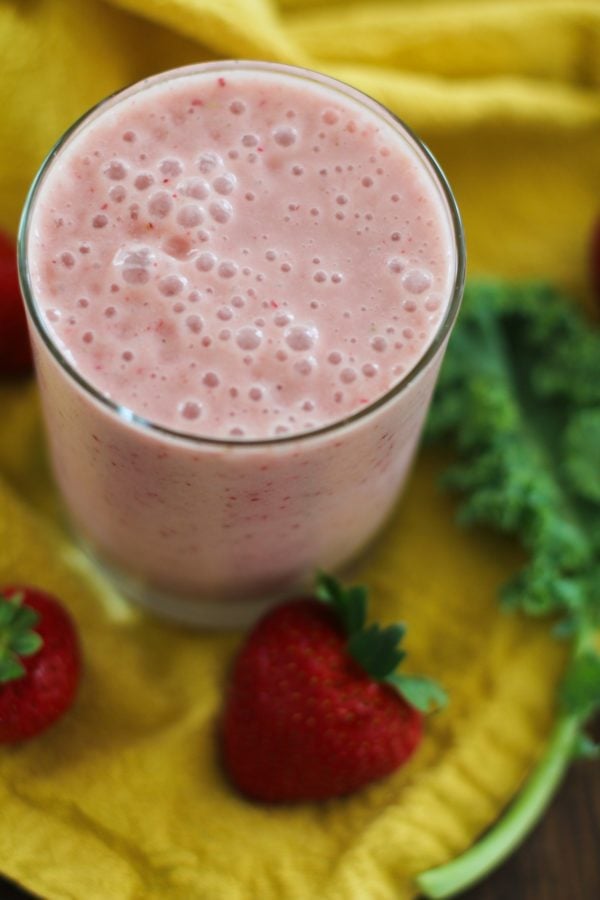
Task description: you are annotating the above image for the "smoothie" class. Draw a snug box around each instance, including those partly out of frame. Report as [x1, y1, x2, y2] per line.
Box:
[21, 62, 464, 626]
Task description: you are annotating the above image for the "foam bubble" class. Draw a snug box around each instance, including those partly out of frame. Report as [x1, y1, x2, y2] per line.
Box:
[77, 297, 89, 308]
[322, 109, 339, 125]
[209, 200, 233, 224]
[327, 351, 342, 365]
[119, 247, 154, 284]
[213, 174, 236, 195]
[104, 160, 127, 180]
[46, 308, 61, 323]
[160, 159, 182, 177]
[177, 204, 204, 228]
[229, 100, 246, 115]
[249, 386, 263, 401]
[163, 235, 193, 260]
[148, 192, 173, 218]
[183, 178, 209, 200]
[236, 326, 262, 350]
[241, 134, 258, 148]
[291, 165, 304, 176]
[371, 336, 387, 352]
[198, 152, 221, 173]
[273, 126, 297, 147]
[180, 400, 201, 420]
[109, 185, 126, 202]
[122, 350, 134, 361]
[195, 252, 217, 275]
[92, 214, 108, 229]
[274, 312, 293, 327]
[82, 331, 94, 344]
[340, 368, 356, 384]
[203, 372, 220, 387]
[265, 250, 276, 261]
[104, 306, 116, 318]
[231, 295, 245, 308]
[403, 269, 432, 294]
[294, 359, 313, 376]
[425, 297, 441, 312]
[331, 273, 343, 284]
[133, 174, 152, 192]
[362, 363, 378, 378]
[285, 325, 317, 352]
[361, 176, 374, 188]
[185, 314, 203, 334]
[313, 271, 327, 283]
[217, 260, 237, 279]
[159, 275, 186, 297]
[217, 306, 233, 321]
[336, 194, 349, 206]
[388, 257, 404, 274]
[61, 252, 75, 268]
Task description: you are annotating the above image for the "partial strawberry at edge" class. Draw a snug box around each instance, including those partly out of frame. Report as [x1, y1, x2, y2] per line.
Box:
[221, 575, 446, 804]
[0, 587, 81, 743]
[0, 230, 33, 376]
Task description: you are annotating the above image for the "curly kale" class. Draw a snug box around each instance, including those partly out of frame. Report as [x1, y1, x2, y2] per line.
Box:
[427, 281, 600, 724]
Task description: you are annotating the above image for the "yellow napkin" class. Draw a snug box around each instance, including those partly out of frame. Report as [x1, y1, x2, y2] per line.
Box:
[1, 1, 598, 898]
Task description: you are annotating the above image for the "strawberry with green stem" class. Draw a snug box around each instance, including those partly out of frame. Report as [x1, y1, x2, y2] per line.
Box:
[0, 587, 81, 743]
[0, 231, 32, 376]
[222, 573, 446, 803]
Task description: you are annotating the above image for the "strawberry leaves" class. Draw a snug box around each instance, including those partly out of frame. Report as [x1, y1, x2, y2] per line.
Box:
[316, 573, 447, 714]
[0, 592, 43, 683]
[316, 571, 367, 634]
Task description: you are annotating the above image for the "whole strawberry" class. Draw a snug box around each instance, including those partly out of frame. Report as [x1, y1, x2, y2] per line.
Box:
[221, 574, 446, 803]
[0, 230, 32, 376]
[0, 587, 81, 742]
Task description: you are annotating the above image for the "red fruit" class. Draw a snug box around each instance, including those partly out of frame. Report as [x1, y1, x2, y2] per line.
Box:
[0, 230, 32, 376]
[0, 586, 81, 742]
[221, 575, 446, 803]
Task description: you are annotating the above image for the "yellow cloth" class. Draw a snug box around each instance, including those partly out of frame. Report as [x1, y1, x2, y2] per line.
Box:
[1, 1, 598, 897]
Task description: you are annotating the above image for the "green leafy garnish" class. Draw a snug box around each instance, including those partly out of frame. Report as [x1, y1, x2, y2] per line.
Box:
[0, 592, 42, 684]
[417, 279, 600, 898]
[427, 279, 600, 720]
[316, 572, 446, 713]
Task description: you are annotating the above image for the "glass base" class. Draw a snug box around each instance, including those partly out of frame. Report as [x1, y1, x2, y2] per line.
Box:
[82, 542, 295, 630]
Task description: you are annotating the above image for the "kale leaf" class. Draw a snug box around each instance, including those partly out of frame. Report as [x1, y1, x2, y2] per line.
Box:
[427, 281, 600, 723]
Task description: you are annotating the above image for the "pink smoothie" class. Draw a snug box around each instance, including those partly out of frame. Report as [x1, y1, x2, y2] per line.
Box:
[23, 62, 463, 626]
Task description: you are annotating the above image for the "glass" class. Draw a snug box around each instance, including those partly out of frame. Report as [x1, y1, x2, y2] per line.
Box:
[18, 61, 465, 628]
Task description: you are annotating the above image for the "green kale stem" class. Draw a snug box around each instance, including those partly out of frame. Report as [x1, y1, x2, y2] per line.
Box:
[419, 281, 600, 896]
[416, 712, 581, 899]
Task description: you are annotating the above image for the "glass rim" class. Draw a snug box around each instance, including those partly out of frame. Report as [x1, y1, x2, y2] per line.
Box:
[18, 59, 466, 450]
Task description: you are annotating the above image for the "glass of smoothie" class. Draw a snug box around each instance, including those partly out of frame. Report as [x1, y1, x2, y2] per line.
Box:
[18, 61, 465, 628]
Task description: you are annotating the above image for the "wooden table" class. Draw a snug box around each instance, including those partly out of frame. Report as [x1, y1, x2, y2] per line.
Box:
[1, 755, 598, 899]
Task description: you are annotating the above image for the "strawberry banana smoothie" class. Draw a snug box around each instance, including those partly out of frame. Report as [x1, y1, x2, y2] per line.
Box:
[21, 62, 464, 627]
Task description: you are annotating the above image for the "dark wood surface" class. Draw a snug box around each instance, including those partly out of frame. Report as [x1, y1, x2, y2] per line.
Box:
[1, 753, 598, 899]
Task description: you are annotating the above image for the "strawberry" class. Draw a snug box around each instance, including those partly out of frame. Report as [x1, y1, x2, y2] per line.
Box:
[0, 587, 81, 742]
[221, 574, 446, 803]
[0, 230, 32, 376]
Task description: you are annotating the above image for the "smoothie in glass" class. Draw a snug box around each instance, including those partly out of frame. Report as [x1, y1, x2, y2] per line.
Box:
[20, 61, 464, 627]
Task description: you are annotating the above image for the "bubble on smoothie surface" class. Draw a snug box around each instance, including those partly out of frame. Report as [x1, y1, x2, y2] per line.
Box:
[31, 68, 453, 439]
